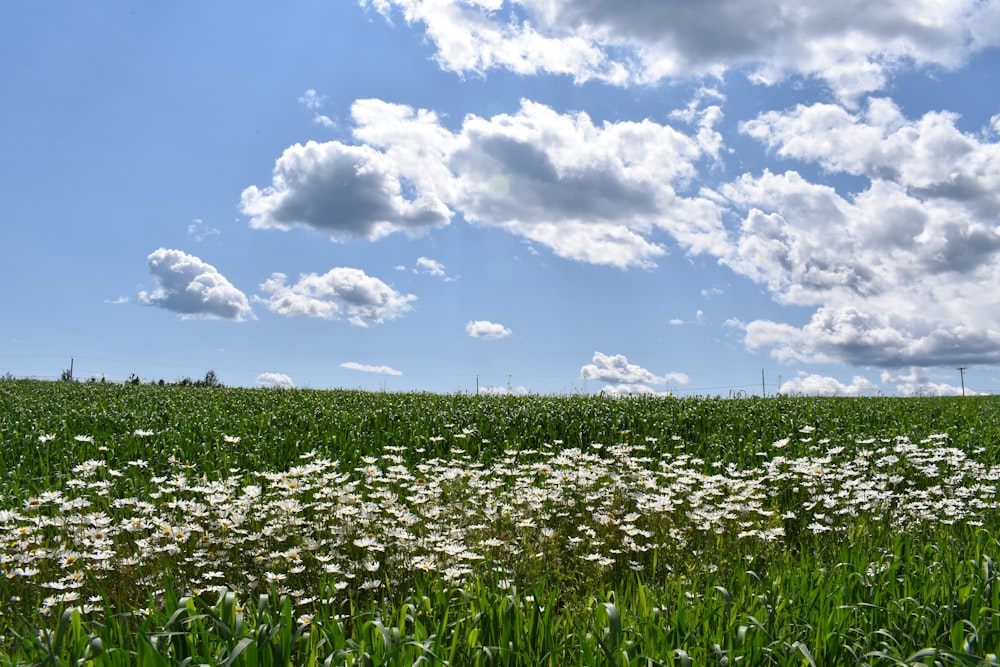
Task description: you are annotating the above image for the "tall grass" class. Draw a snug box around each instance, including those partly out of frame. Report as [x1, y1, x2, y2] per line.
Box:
[2, 380, 999, 664]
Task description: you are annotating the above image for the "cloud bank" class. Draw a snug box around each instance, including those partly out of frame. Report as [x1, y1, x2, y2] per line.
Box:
[243, 98, 724, 270]
[362, 0, 1000, 102]
[720, 98, 1000, 368]
[242, 89, 1000, 370]
[227, 4, 1000, 378]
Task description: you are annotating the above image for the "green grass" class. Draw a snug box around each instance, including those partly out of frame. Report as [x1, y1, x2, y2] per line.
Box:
[2, 380, 1000, 665]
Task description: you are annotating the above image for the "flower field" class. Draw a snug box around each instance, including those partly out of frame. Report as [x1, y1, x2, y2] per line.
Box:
[2, 381, 1000, 665]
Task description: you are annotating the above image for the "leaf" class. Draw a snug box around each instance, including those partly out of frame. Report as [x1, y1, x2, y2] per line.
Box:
[792, 641, 817, 667]
[221, 637, 255, 667]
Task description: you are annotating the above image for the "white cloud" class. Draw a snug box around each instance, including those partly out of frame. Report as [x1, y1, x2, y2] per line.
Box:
[187, 218, 220, 242]
[298, 89, 326, 109]
[881, 367, 972, 396]
[777, 372, 878, 396]
[251, 97, 726, 269]
[313, 114, 336, 128]
[240, 140, 452, 241]
[742, 98, 1000, 213]
[717, 99, 1000, 369]
[580, 352, 688, 395]
[466, 320, 512, 340]
[361, 0, 999, 102]
[744, 308, 1000, 368]
[669, 310, 708, 326]
[256, 268, 415, 327]
[599, 383, 666, 397]
[415, 256, 447, 277]
[340, 361, 403, 376]
[446, 100, 725, 268]
[257, 372, 295, 388]
[138, 248, 253, 321]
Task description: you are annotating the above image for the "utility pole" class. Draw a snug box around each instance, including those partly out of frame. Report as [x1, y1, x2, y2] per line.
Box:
[957, 367, 967, 397]
[761, 368, 766, 396]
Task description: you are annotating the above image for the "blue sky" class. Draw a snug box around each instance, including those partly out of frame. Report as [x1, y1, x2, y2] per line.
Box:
[3, 1, 1000, 396]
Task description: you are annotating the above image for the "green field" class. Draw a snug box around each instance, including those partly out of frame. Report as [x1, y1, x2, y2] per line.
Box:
[2, 380, 999, 665]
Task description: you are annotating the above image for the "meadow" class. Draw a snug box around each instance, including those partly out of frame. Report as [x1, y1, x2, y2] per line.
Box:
[1, 379, 999, 665]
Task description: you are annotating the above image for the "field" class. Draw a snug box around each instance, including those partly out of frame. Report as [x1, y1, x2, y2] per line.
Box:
[1, 380, 1000, 665]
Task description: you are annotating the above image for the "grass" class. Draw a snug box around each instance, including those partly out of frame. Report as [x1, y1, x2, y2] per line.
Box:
[1, 380, 999, 664]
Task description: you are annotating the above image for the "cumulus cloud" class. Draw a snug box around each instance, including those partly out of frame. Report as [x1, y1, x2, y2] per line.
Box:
[138, 248, 253, 321]
[340, 361, 403, 376]
[256, 268, 415, 327]
[881, 367, 972, 397]
[777, 372, 878, 396]
[240, 140, 451, 241]
[448, 100, 727, 267]
[245, 97, 726, 269]
[361, 0, 999, 101]
[743, 308, 1000, 368]
[466, 320, 512, 340]
[580, 351, 688, 395]
[717, 97, 1000, 369]
[257, 372, 295, 388]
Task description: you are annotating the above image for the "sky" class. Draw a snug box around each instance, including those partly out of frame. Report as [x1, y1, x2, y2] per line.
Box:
[2, 1, 1000, 396]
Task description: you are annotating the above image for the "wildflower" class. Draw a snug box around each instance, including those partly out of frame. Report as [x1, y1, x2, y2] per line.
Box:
[353, 535, 385, 551]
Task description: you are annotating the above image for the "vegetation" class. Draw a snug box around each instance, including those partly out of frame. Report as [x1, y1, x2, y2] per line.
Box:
[1, 380, 999, 665]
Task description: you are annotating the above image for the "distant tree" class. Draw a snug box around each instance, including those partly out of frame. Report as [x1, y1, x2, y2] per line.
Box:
[59, 368, 74, 382]
[1, 371, 14, 382]
[126, 373, 141, 385]
[198, 370, 223, 388]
